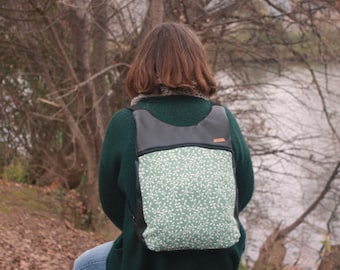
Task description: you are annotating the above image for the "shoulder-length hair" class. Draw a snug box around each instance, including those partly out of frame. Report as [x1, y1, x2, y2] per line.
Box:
[126, 22, 217, 98]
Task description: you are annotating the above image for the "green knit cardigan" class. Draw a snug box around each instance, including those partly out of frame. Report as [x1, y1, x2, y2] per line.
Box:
[99, 96, 254, 270]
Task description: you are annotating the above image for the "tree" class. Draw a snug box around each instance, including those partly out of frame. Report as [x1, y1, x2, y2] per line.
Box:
[0, 0, 166, 230]
[1, 0, 119, 229]
[253, 162, 340, 270]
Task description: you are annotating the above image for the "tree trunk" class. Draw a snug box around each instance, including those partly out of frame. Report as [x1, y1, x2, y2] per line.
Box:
[318, 245, 340, 270]
[92, 0, 111, 140]
[150, 0, 164, 29]
[253, 226, 286, 270]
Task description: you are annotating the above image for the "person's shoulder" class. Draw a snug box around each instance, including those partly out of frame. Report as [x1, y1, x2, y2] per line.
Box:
[106, 107, 134, 131]
[110, 107, 135, 121]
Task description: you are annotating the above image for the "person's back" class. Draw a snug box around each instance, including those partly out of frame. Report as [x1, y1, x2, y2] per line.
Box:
[73, 22, 254, 270]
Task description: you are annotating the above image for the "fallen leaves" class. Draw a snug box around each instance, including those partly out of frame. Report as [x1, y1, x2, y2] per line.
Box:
[0, 180, 104, 270]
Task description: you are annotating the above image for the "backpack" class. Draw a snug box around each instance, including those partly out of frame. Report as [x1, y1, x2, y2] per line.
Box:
[130, 104, 240, 252]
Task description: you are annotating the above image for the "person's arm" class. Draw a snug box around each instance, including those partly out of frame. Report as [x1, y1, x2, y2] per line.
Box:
[98, 109, 133, 230]
[225, 108, 254, 212]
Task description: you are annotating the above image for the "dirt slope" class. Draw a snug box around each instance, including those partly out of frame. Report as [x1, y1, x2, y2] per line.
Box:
[0, 179, 105, 270]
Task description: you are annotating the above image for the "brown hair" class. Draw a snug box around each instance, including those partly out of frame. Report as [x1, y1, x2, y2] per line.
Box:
[126, 22, 217, 98]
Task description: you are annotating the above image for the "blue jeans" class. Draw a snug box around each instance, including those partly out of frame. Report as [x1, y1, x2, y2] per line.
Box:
[73, 241, 113, 270]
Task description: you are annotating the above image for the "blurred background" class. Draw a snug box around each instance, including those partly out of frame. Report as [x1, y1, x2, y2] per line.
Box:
[0, 0, 339, 269]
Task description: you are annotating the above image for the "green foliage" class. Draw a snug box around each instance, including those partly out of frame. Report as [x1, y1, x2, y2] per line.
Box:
[55, 187, 66, 199]
[238, 262, 249, 270]
[2, 157, 28, 183]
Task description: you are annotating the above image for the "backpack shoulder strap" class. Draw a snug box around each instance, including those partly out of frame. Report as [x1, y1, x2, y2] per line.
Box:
[128, 104, 141, 111]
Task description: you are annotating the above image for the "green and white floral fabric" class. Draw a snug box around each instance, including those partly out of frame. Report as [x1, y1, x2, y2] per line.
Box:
[138, 146, 240, 251]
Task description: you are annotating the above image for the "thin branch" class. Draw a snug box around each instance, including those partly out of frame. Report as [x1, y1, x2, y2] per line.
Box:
[55, 63, 130, 100]
[305, 62, 340, 143]
[279, 161, 340, 237]
[37, 97, 62, 108]
[28, 0, 79, 84]
[28, 111, 64, 122]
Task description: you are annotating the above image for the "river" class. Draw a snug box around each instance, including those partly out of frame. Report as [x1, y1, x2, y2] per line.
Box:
[217, 64, 340, 269]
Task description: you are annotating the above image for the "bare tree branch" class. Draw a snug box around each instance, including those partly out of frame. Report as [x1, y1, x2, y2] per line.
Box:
[279, 161, 340, 237]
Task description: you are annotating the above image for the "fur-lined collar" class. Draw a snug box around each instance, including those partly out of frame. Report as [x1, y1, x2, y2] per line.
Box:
[130, 87, 209, 106]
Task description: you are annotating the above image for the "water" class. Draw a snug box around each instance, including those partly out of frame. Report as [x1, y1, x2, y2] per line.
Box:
[217, 64, 340, 269]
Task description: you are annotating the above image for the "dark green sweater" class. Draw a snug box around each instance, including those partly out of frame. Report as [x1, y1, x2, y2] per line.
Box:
[99, 96, 254, 270]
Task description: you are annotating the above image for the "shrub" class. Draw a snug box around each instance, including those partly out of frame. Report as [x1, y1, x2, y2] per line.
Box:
[2, 157, 28, 183]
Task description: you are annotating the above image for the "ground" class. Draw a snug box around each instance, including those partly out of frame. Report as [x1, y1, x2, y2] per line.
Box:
[0, 179, 106, 270]
[2, 179, 338, 270]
